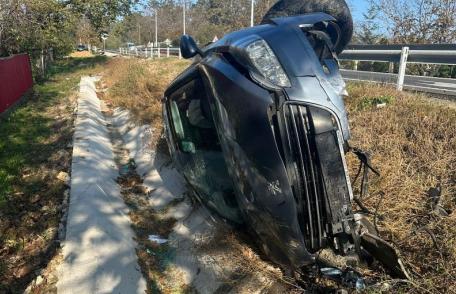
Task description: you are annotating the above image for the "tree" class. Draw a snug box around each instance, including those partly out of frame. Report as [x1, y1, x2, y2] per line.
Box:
[373, 0, 456, 44]
[0, 0, 75, 57]
[355, 1, 381, 44]
[63, 0, 137, 34]
[373, 0, 456, 76]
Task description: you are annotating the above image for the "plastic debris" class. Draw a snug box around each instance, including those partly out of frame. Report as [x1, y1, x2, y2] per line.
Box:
[148, 235, 168, 244]
[320, 267, 365, 290]
[56, 171, 70, 185]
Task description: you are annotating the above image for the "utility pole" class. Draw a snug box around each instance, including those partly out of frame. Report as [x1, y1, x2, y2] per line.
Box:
[250, 0, 254, 27]
[155, 10, 158, 47]
[183, 0, 186, 35]
[138, 23, 141, 45]
[149, 7, 158, 47]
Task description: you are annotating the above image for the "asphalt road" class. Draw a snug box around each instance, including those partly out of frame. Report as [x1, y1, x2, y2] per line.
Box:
[341, 69, 456, 97]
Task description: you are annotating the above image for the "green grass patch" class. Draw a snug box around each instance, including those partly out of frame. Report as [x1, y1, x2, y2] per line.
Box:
[357, 94, 395, 110]
[0, 56, 107, 292]
[0, 56, 106, 207]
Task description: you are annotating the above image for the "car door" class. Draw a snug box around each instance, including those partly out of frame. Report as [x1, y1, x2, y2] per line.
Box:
[163, 70, 242, 223]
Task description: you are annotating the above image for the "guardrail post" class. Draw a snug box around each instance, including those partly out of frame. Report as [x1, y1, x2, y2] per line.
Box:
[388, 62, 394, 73]
[353, 60, 358, 71]
[167, 47, 170, 58]
[397, 46, 409, 91]
[179, 48, 182, 59]
[158, 45, 161, 58]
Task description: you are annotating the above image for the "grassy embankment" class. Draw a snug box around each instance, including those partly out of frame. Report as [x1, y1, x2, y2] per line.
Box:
[0, 56, 107, 292]
[102, 58, 455, 293]
[345, 83, 455, 292]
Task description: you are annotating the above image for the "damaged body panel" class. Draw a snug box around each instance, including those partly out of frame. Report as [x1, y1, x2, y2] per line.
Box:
[163, 4, 408, 281]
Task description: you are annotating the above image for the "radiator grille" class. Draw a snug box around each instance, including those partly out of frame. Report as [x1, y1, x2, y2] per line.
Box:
[274, 102, 354, 254]
[276, 103, 327, 252]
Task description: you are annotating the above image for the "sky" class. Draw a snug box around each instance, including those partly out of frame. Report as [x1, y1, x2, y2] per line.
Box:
[348, 0, 370, 23]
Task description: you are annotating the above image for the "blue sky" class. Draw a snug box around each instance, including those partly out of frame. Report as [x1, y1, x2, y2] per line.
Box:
[348, 0, 370, 23]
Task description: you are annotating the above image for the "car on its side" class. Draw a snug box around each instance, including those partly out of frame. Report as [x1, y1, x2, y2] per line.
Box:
[163, 0, 410, 283]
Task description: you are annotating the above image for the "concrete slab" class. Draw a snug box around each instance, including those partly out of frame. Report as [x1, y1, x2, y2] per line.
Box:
[110, 108, 225, 293]
[56, 77, 147, 294]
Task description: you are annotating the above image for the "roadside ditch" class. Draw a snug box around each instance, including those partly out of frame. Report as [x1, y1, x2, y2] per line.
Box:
[99, 94, 296, 293]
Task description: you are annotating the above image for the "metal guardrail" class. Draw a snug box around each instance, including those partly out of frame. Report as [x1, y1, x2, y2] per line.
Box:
[340, 49, 456, 64]
[339, 44, 456, 92]
[107, 47, 182, 59]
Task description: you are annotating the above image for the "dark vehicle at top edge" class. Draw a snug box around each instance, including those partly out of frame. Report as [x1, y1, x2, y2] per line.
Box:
[76, 44, 87, 51]
[163, 0, 409, 283]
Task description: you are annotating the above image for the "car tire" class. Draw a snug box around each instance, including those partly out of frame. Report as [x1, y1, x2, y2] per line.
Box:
[261, 0, 353, 54]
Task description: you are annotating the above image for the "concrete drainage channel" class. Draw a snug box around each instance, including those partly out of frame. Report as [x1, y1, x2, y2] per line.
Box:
[102, 101, 292, 293]
[19, 76, 297, 294]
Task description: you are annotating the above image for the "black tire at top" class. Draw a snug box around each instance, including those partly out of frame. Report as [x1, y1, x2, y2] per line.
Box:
[262, 0, 353, 54]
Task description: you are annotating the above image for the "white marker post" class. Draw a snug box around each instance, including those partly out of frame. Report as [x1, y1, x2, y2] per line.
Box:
[397, 47, 409, 91]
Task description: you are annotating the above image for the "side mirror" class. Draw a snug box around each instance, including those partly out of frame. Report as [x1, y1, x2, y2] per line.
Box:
[180, 35, 202, 59]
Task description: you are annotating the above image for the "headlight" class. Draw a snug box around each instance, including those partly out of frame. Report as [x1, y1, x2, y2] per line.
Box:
[246, 39, 291, 88]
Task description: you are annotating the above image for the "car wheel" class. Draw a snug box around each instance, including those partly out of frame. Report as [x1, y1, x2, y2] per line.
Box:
[261, 0, 353, 54]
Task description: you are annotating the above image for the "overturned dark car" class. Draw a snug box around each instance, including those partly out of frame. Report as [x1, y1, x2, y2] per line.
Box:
[163, 0, 408, 284]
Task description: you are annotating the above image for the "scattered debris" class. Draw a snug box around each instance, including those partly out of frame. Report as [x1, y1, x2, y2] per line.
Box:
[320, 267, 365, 290]
[56, 171, 70, 185]
[148, 235, 168, 245]
[35, 275, 44, 286]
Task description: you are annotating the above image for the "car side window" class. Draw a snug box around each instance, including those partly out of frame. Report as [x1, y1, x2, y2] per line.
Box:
[168, 77, 220, 153]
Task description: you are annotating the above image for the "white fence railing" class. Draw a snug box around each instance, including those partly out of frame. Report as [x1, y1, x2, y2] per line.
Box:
[339, 44, 456, 91]
[109, 47, 182, 59]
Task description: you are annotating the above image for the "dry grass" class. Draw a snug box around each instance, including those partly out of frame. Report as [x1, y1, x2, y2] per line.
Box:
[101, 58, 190, 138]
[69, 51, 93, 58]
[345, 82, 456, 293]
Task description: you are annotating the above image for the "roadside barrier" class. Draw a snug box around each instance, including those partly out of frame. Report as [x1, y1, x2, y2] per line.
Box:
[0, 54, 33, 114]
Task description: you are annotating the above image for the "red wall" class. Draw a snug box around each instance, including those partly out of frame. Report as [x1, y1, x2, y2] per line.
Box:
[0, 54, 33, 114]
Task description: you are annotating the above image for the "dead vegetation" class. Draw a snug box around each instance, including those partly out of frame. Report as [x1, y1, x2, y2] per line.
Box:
[345, 82, 456, 293]
[69, 51, 93, 58]
[101, 57, 189, 140]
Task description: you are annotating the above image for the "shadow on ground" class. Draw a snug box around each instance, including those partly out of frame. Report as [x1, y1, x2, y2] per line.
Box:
[0, 56, 107, 293]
